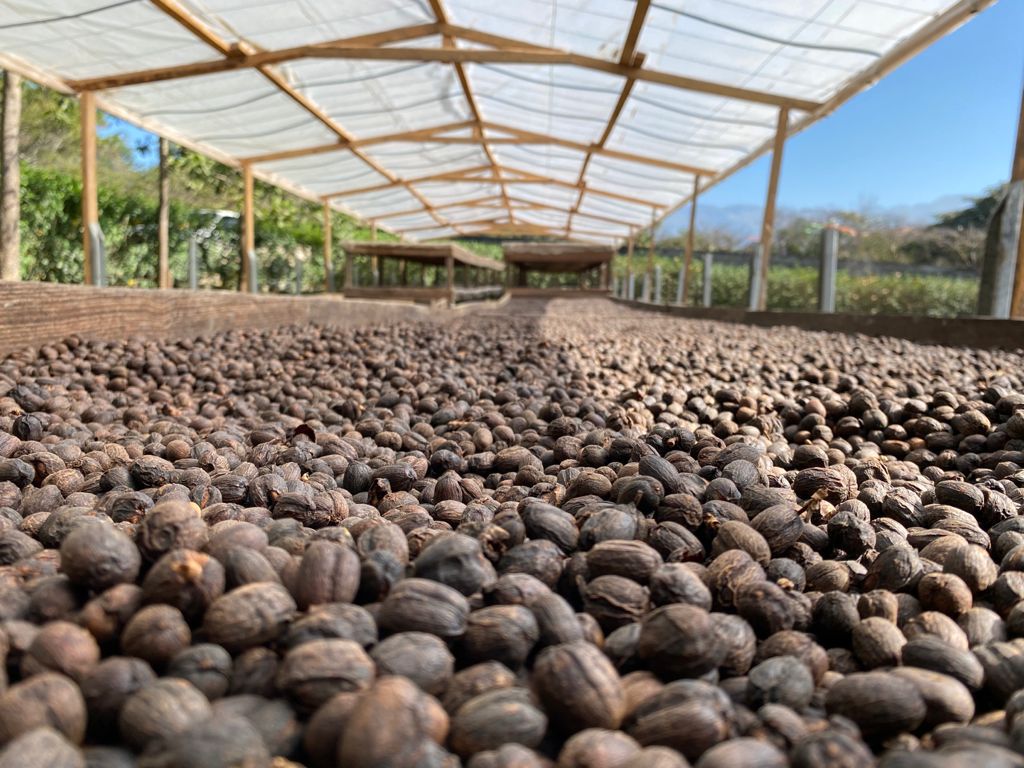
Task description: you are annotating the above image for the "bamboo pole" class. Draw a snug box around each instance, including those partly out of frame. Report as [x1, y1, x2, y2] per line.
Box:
[682, 175, 700, 306]
[1011, 80, 1024, 319]
[753, 107, 789, 311]
[241, 163, 254, 292]
[80, 91, 98, 286]
[322, 201, 334, 292]
[157, 137, 171, 288]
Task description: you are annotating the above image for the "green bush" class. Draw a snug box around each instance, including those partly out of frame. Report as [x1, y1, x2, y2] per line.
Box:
[618, 258, 979, 317]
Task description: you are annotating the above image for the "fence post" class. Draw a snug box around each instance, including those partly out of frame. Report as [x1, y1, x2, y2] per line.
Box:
[819, 226, 839, 312]
[187, 235, 198, 290]
[653, 265, 662, 304]
[702, 253, 713, 307]
[246, 250, 258, 294]
[675, 266, 685, 305]
[641, 273, 650, 302]
[87, 223, 106, 287]
[747, 250, 761, 311]
[628, 273, 636, 301]
[294, 257, 304, 295]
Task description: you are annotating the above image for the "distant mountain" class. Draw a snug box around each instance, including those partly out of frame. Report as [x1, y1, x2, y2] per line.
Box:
[661, 193, 973, 239]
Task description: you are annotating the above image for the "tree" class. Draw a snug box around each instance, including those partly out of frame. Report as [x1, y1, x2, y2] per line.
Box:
[934, 187, 1004, 231]
[1, 71, 21, 281]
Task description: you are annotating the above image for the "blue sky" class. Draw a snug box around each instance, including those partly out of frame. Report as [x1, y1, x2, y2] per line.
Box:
[104, 0, 1024, 223]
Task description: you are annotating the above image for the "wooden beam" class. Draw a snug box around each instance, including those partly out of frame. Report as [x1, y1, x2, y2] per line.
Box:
[325, 164, 493, 198]
[240, 120, 478, 164]
[323, 201, 334, 292]
[430, 0, 515, 227]
[242, 163, 255, 292]
[568, 51, 646, 236]
[1010, 79, 1024, 319]
[69, 26, 819, 112]
[484, 122, 712, 175]
[508, 197, 637, 228]
[146, 2, 454, 234]
[500, 165, 663, 208]
[753, 107, 789, 311]
[620, 0, 651, 65]
[681, 175, 700, 305]
[68, 23, 444, 91]
[375, 196, 505, 219]
[80, 91, 98, 286]
[157, 137, 171, 288]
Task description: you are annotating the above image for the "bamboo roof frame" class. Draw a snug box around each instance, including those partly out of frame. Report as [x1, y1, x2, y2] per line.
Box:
[0, 0, 999, 246]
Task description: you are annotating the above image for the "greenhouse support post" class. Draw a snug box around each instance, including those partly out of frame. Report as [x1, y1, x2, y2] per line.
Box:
[751, 107, 789, 310]
[820, 226, 839, 313]
[702, 253, 713, 307]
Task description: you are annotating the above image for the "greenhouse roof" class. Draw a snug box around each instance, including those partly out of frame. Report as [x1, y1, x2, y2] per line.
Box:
[0, 0, 994, 244]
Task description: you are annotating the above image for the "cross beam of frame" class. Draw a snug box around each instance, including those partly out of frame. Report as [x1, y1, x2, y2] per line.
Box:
[239, 120, 712, 176]
[427, 0, 515, 227]
[147, 1, 455, 234]
[325, 165, 664, 209]
[568, 0, 651, 236]
[68, 19, 820, 112]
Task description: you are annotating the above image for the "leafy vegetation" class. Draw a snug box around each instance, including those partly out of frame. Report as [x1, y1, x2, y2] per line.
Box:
[621, 258, 979, 317]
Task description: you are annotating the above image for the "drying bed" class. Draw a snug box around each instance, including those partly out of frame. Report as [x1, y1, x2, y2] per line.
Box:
[0, 299, 1022, 767]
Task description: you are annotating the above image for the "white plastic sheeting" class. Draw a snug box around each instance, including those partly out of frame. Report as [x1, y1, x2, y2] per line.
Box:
[0, 0, 986, 243]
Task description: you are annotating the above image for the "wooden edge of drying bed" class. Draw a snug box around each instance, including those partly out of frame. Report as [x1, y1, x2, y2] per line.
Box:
[612, 298, 1024, 352]
[0, 281, 462, 357]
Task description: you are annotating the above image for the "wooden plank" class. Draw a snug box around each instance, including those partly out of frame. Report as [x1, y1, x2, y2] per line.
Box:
[339, 241, 502, 271]
[682, 175, 699, 306]
[80, 91, 98, 286]
[242, 163, 255, 292]
[620, 0, 651, 65]
[1010, 79, 1024, 319]
[70, 31, 820, 113]
[753, 107, 789, 311]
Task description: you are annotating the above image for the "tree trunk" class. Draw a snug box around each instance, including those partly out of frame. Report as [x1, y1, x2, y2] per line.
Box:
[157, 137, 170, 288]
[0, 71, 21, 282]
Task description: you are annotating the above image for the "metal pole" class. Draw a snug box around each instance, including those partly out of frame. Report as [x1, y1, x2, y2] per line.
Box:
[819, 225, 839, 313]
[702, 253, 713, 307]
[653, 264, 662, 304]
[187, 235, 199, 290]
[294, 257, 303, 295]
[628, 272, 636, 300]
[674, 266, 685, 306]
[748, 252, 760, 311]
[626, 233, 634, 292]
